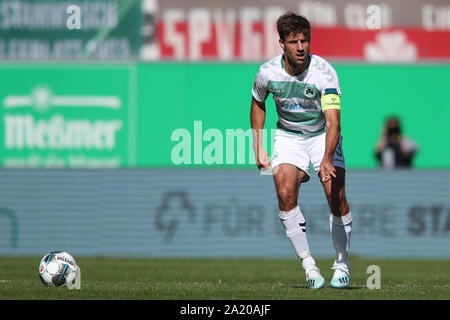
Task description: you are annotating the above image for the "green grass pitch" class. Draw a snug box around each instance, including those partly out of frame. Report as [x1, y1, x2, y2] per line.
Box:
[0, 257, 449, 300]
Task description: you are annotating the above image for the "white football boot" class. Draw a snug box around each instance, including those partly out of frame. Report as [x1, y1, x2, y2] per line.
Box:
[330, 262, 350, 288]
[304, 264, 325, 289]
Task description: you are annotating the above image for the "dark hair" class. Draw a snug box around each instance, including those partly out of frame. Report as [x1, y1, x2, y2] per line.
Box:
[277, 12, 311, 42]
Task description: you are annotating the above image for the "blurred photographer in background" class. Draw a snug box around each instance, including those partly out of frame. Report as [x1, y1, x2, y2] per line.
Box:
[375, 116, 418, 169]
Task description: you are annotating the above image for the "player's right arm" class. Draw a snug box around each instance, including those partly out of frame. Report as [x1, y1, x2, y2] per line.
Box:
[251, 67, 271, 169]
[251, 97, 270, 169]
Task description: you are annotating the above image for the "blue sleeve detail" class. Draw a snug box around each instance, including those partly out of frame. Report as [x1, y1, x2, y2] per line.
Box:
[324, 88, 338, 95]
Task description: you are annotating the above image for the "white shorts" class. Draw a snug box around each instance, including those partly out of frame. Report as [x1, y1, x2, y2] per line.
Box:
[271, 129, 345, 182]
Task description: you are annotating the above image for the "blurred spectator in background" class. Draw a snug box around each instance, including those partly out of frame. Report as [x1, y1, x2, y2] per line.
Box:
[375, 116, 418, 169]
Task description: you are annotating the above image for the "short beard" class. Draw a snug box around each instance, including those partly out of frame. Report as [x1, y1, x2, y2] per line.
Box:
[286, 51, 308, 71]
[286, 54, 301, 69]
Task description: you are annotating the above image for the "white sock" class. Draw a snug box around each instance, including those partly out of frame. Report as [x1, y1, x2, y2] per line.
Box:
[279, 206, 315, 268]
[329, 211, 353, 268]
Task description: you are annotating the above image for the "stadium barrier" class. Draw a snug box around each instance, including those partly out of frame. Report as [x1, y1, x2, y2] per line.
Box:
[0, 169, 449, 258]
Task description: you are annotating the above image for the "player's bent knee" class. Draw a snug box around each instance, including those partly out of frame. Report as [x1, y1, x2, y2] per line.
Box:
[276, 188, 297, 211]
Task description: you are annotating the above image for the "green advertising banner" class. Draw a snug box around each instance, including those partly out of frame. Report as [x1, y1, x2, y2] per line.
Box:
[0, 64, 136, 168]
[0, 0, 142, 60]
[136, 63, 450, 169]
[1, 62, 449, 168]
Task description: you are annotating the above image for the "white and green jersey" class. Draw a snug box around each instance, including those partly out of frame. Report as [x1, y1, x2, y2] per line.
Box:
[252, 54, 341, 137]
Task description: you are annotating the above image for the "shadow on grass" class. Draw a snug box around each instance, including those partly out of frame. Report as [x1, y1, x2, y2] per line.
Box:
[291, 285, 365, 290]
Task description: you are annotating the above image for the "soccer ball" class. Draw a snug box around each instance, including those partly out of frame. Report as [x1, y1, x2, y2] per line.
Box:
[38, 251, 78, 287]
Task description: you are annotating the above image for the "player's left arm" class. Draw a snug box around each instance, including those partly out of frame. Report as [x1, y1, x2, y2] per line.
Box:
[320, 92, 341, 182]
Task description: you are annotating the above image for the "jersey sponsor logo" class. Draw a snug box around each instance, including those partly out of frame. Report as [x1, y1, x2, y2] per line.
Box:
[281, 102, 317, 112]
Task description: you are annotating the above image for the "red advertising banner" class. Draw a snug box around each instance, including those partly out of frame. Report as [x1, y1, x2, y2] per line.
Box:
[156, 22, 450, 62]
[141, 0, 450, 62]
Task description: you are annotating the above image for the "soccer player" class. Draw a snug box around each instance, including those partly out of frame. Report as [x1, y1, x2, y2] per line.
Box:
[250, 13, 353, 289]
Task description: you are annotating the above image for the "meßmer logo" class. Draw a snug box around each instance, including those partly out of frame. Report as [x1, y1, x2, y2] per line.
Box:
[2, 85, 125, 168]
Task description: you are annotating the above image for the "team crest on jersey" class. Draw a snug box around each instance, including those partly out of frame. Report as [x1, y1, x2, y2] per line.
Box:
[304, 86, 315, 98]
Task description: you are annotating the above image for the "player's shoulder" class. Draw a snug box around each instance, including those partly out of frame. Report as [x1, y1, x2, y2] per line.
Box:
[310, 54, 336, 72]
[257, 54, 283, 76]
[309, 54, 339, 84]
